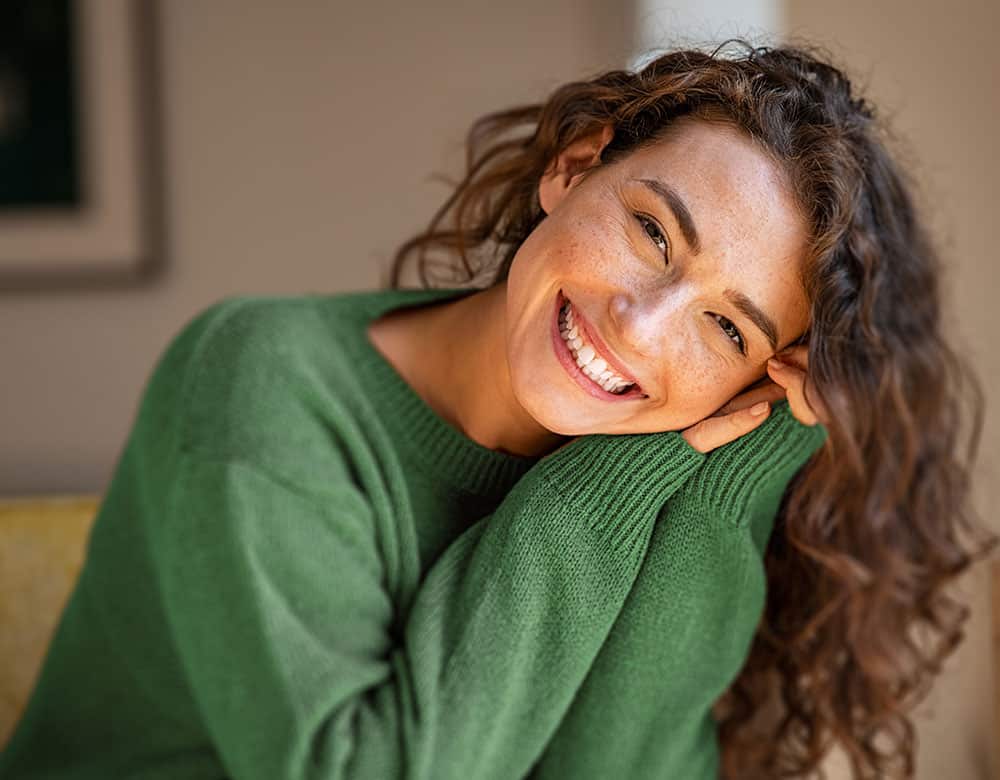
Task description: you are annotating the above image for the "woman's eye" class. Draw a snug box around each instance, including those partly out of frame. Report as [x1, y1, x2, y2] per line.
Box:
[633, 211, 745, 357]
[635, 213, 669, 262]
[712, 313, 747, 355]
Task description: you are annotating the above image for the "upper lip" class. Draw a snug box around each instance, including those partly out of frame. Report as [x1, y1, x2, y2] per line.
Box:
[565, 295, 642, 390]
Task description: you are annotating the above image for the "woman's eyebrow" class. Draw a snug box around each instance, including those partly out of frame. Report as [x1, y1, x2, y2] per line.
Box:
[634, 178, 702, 255]
[724, 288, 780, 352]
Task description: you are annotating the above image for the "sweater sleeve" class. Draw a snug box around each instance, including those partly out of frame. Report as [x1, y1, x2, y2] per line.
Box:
[152, 428, 707, 780]
[526, 400, 830, 779]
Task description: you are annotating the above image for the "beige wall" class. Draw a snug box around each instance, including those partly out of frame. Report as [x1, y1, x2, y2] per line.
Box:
[782, 3, 998, 778]
[0, 0, 632, 495]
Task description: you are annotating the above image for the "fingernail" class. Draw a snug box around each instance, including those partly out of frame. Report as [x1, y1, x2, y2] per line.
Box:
[751, 401, 769, 416]
[767, 358, 783, 370]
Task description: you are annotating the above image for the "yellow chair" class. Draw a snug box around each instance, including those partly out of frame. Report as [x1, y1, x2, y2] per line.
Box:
[0, 495, 101, 750]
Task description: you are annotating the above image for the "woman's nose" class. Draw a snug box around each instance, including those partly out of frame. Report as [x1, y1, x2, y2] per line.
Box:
[609, 289, 686, 361]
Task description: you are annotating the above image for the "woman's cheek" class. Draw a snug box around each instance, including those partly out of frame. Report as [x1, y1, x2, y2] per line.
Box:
[685, 364, 732, 415]
[567, 214, 630, 273]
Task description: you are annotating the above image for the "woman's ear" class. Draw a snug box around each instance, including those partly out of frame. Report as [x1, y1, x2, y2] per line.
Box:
[538, 123, 614, 215]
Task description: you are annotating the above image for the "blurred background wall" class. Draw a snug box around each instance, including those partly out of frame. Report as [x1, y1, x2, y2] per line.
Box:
[0, 0, 635, 493]
[0, 1, 996, 776]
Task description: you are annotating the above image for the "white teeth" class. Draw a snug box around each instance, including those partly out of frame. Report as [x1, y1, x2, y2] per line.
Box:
[576, 344, 596, 365]
[559, 300, 635, 394]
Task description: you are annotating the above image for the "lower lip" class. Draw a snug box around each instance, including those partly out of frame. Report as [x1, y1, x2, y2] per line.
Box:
[550, 290, 645, 402]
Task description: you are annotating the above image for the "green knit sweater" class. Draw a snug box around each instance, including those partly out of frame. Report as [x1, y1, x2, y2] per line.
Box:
[0, 286, 827, 779]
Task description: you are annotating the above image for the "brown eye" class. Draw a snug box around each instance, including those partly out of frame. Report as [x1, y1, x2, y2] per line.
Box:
[712, 313, 747, 355]
[635, 213, 669, 263]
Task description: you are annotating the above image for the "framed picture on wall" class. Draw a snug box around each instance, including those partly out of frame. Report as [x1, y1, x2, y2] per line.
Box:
[0, 0, 161, 290]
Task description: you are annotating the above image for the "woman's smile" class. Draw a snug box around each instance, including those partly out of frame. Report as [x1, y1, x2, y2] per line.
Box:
[550, 289, 647, 402]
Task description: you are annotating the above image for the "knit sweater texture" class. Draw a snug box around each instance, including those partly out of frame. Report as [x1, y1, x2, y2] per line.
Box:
[0, 286, 828, 779]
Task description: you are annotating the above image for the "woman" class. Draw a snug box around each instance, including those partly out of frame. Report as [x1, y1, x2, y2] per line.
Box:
[1, 40, 993, 780]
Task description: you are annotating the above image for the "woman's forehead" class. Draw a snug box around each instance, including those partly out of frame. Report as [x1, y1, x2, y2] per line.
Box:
[613, 124, 805, 256]
[624, 121, 793, 206]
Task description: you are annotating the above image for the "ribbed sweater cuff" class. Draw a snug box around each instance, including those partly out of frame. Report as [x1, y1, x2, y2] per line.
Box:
[536, 430, 707, 528]
[688, 400, 829, 522]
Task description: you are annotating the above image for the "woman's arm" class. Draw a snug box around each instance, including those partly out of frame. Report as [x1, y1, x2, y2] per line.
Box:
[133, 295, 800, 780]
[526, 401, 829, 779]
[153, 424, 708, 780]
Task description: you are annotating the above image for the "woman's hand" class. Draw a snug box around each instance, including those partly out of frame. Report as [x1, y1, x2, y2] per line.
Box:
[680, 378, 785, 454]
[682, 345, 830, 454]
[764, 344, 829, 428]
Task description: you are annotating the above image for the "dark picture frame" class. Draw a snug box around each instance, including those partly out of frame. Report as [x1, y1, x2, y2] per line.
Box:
[0, 0, 163, 291]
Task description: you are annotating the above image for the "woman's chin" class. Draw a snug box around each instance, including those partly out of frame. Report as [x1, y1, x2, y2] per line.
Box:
[512, 391, 589, 437]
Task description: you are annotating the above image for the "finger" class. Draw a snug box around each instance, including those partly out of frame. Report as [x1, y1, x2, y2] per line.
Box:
[682, 400, 771, 454]
[767, 359, 819, 426]
[774, 346, 832, 425]
[776, 344, 809, 370]
[712, 379, 786, 417]
[746, 372, 779, 391]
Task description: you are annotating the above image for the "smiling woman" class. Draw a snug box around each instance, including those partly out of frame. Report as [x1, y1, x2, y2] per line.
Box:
[367, 111, 813, 458]
[498, 113, 812, 441]
[383, 38, 997, 778]
[1, 37, 995, 780]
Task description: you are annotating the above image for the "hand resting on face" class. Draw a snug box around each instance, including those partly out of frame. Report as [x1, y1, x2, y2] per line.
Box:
[681, 344, 830, 454]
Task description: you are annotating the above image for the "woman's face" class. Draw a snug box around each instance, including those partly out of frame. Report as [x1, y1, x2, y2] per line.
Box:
[504, 116, 812, 436]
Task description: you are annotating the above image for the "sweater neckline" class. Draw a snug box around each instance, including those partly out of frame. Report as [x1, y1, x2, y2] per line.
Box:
[333, 285, 543, 498]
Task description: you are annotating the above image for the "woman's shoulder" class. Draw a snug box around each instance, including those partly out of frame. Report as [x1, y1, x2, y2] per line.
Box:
[139, 293, 383, 478]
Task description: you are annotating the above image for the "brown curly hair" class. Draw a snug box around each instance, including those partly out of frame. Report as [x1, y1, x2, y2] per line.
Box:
[386, 37, 998, 779]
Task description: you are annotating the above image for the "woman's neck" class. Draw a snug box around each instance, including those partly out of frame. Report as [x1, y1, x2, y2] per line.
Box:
[368, 281, 568, 458]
